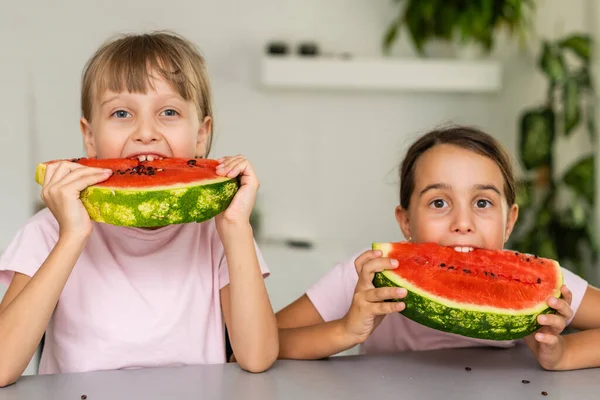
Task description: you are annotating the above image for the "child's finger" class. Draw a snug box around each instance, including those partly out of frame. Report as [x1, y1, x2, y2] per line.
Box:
[371, 300, 405, 315]
[358, 258, 398, 287]
[547, 296, 573, 320]
[225, 159, 249, 178]
[560, 285, 573, 306]
[537, 314, 566, 335]
[353, 250, 383, 275]
[363, 287, 407, 303]
[535, 331, 559, 349]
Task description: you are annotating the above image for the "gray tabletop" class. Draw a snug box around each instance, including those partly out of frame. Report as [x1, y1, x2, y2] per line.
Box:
[0, 344, 598, 400]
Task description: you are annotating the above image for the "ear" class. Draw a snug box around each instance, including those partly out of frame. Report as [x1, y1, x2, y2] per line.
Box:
[80, 117, 97, 158]
[195, 116, 212, 158]
[395, 205, 412, 241]
[503, 203, 519, 243]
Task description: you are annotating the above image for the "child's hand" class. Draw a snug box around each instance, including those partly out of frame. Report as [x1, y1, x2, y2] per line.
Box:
[342, 250, 407, 345]
[215, 155, 259, 229]
[524, 285, 573, 370]
[41, 161, 113, 239]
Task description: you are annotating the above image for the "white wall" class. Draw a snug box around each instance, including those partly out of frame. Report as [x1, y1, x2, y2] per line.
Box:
[0, 0, 594, 369]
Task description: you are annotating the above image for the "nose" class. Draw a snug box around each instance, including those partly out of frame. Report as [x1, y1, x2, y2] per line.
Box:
[131, 119, 161, 145]
[450, 205, 475, 234]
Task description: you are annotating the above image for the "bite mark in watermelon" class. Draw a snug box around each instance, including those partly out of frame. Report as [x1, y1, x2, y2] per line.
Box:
[35, 157, 239, 227]
[372, 242, 563, 340]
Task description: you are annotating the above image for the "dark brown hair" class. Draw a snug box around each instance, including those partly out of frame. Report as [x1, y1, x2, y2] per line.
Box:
[399, 125, 516, 209]
[81, 31, 214, 155]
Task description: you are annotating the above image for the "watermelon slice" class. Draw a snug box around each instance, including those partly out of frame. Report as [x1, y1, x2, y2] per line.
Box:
[372, 242, 563, 340]
[35, 157, 239, 228]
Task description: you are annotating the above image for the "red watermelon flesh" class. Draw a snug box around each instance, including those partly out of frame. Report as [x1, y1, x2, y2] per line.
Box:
[385, 242, 559, 309]
[38, 157, 223, 189]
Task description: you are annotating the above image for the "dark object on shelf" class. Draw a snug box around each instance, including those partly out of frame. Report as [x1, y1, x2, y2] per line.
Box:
[298, 42, 319, 56]
[285, 239, 313, 249]
[266, 41, 289, 56]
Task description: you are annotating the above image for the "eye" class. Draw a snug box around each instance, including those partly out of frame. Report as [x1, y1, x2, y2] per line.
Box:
[160, 109, 179, 117]
[430, 199, 448, 209]
[475, 199, 492, 208]
[112, 110, 131, 118]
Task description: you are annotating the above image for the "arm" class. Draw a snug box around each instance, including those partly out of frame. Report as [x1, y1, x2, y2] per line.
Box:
[216, 155, 277, 373]
[0, 237, 87, 386]
[0, 161, 110, 386]
[277, 295, 360, 359]
[276, 251, 406, 360]
[557, 329, 600, 370]
[219, 226, 278, 373]
[569, 285, 600, 330]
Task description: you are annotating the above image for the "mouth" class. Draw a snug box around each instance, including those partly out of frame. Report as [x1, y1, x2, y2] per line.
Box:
[126, 153, 168, 162]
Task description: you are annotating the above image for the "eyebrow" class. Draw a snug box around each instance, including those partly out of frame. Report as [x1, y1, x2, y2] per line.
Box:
[419, 183, 501, 197]
[100, 95, 119, 108]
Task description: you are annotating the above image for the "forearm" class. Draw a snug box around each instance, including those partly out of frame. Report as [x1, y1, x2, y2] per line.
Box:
[558, 329, 600, 370]
[0, 235, 86, 386]
[221, 224, 277, 372]
[279, 319, 358, 360]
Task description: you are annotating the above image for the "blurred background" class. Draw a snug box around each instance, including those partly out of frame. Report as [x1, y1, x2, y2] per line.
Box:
[1, 0, 599, 372]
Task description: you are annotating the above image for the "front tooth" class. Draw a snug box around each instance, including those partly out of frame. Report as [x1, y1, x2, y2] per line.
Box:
[147, 155, 155, 161]
[138, 155, 147, 162]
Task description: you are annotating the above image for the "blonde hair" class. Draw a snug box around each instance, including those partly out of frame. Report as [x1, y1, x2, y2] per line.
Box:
[81, 31, 214, 154]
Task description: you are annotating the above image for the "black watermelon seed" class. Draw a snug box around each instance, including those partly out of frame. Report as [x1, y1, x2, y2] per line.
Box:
[440, 263, 445, 267]
[526, 258, 530, 262]
[515, 252, 519, 256]
[148, 170, 155, 175]
[463, 269, 471, 274]
[515, 279, 521, 282]
[147, 166, 153, 170]
[490, 273, 495, 277]
[465, 367, 471, 371]
[537, 278, 541, 284]
[484, 271, 488, 276]
[448, 266, 455, 270]
[541, 391, 548, 396]
[187, 159, 196, 165]
[522, 380, 530, 384]
[534, 255, 539, 259]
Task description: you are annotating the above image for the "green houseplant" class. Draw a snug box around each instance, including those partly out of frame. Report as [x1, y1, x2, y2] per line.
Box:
[509, 33, 597, 282]
[383, 0, 536, 57]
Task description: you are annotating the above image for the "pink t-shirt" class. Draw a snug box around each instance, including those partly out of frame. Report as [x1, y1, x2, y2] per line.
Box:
[306, 249, 589, 355]
[0, 208, 269, 375]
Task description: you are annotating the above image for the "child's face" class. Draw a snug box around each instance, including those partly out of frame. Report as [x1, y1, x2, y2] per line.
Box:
[80, 72, 211, 160]
[396, 144, 519, 251]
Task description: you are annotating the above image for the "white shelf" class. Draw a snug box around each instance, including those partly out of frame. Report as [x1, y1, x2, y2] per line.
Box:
[260, 56, 502, 93]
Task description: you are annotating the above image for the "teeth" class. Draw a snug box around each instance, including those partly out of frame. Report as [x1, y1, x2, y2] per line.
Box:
[134, 155, 163, 162]
[453, 246, 474, 253]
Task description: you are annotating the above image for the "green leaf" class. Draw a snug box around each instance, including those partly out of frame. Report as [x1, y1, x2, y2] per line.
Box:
[515, 179, 534, 210]
[563, 76, 581, 136]
[539, 42, 567, 83]
[588, 101, 597, 142]
[563, 155, 595, 205]
[559, 34, 591, 62]
[519, 108, 555, 170]
[383, 20, 400, 55]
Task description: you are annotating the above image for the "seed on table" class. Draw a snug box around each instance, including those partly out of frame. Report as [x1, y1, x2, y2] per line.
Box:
[465, 367, 471, 371]
[541, 391, 548, 396]
[522, 380, 530, 384]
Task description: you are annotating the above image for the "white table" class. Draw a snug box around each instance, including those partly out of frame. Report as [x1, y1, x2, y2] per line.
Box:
[0, 345, 597, 399]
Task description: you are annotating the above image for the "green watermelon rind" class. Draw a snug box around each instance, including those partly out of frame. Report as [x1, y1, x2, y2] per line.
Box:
[80, 178, 239, 227]
[372, 243, 562, 341]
